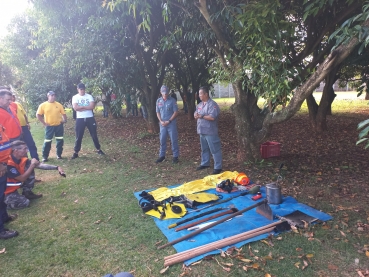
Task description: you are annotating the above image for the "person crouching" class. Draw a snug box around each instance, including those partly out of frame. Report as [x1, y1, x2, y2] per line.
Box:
[5, 140, 66, 209]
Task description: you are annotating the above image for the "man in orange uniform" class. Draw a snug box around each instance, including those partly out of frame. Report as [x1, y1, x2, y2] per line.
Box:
[0, 89, 19, 239]
[5, 140, 66, 208]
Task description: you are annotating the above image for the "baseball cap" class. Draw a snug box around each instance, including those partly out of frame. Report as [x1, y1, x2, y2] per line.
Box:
[47, 91, 55, 96]
[77, 83, 86, 89]
[160, 85, 169, 94]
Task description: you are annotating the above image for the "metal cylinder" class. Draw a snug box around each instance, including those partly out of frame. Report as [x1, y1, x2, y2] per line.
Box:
[266, 183, 282, 204]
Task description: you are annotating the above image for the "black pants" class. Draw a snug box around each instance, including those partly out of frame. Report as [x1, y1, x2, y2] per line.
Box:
[74, 117, 101, 153]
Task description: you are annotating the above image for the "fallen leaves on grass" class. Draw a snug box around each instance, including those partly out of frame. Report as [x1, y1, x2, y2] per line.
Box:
[94, 220, 101, 224]
[301, 260, 309, 270]
[0, 248, 5, 254]
[214, 258, 231, 272]
[159, 266, 169, 274]
[328, 264, 338, 270]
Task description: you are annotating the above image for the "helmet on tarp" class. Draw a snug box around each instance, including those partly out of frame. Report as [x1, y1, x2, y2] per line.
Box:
[234, 172, 250, 186]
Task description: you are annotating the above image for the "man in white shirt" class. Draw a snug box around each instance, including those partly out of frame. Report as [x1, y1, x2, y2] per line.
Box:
[71, 83, 105, 159]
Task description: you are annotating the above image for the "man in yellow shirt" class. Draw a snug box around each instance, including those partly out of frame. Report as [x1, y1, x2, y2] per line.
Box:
[36, 91, 67, 162]
[12, 95, 39, 160]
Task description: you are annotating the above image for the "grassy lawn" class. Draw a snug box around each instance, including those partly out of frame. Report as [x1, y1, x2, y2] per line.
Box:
[1, 97, 369, 277]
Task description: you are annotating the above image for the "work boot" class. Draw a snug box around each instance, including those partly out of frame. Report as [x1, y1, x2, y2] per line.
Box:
[172, 157, 179, 164]
[97, 149, 105, 155]
[212, 169, 222, 174]
[0, 229, 18, 239]
[4, 214, 18, 223]
[196, 165, 210, 171]
[22, 191, 43, 200]
[71, 153, 79, 159]
[156, 156, 165, 163]
[57, 155, 63, 159]
[42, 158, 48, 162]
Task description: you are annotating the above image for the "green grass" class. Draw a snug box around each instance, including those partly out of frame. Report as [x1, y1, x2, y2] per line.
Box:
[1, 98, 369, 277]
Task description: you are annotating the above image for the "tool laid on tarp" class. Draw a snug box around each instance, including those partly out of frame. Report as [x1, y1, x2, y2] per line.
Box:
[276, 210, 318, 228]
[164, 220, 285, 267]
[158, 199, 273, 249]
[187, 217, 237, 230]
[168, 207, 227, 229]
[188, 185, 260, 213]
[175, 208, 239, 232]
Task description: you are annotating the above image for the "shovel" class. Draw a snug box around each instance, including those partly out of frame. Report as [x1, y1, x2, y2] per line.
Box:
[158, 199, 273, 249]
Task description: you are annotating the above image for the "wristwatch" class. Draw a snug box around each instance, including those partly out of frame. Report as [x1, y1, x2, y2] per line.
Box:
[169, 120, 172, 123]
[201, 114, 205, 119]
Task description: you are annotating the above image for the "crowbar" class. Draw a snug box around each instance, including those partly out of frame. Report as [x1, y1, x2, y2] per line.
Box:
[175, 208, 238, 231]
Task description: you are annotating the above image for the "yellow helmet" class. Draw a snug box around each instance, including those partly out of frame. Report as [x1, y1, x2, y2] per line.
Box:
[234, 172, 250, 186]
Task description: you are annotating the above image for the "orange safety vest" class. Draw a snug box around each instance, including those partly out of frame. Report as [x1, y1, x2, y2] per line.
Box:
[0, 123, 11, 163]
[0, 104, 22, 139]
[5, 156, 27, 195]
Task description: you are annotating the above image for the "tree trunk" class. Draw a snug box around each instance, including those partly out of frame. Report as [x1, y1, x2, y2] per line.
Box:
[188, 87, 198, 120]
[146, 102, 159, 133]
[365, 91, 369, 100]
[307, 67, 338, 132]
[232, 81, 268, 161]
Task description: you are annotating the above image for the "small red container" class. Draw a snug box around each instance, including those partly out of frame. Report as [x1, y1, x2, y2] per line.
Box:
[260, 141, 281, 159]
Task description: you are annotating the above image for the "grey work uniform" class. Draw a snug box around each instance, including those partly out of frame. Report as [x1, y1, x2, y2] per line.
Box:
[156, 97, 179, 158]
[195, 98, 222, 170]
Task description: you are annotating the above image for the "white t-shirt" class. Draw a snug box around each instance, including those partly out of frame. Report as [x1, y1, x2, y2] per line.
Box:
[72, 93, 94, 118]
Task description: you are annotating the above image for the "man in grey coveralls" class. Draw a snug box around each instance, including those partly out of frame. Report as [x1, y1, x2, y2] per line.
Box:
[155, 85, 179, 164]
[194, 86, 222, 174]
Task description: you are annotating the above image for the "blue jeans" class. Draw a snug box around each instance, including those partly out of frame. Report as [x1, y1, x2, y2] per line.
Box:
[102, 102, 109, 118]
[159, 123, 179, 158]
[200, 134, 222, 170]
[22, 126, 39, 160]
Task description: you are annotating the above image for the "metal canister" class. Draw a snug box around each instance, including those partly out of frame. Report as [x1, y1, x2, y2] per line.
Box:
[265, 182, 282, 204]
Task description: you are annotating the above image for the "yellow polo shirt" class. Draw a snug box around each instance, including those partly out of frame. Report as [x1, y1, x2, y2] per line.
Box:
[15, 102, 27, 126]
[36, 101, 66, 126]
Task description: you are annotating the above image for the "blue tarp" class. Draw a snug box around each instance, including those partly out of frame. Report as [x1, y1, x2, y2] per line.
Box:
[134, 186, 332, 265]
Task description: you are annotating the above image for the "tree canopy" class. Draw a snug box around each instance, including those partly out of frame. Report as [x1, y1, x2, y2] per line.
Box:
[1, 0, 368, 159]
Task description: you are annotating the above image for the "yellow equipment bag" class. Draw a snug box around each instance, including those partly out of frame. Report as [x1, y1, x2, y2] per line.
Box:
[149, 171, 239, 201]
[145, 203, 187, 220]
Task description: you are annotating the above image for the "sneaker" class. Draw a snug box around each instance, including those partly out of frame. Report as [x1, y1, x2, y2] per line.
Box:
[71, 153, 79, 159]
[155, 156, 165, 163]
[97, 150, 105, 155]
[22, 191, 43, 200]
[57, 156, 62, 159]
[172, 157, 179, 164]
[42, 158, 48, 162]
[4, 214, 18, 223]
[0, 229, 18, 239]
[212, 169, 222, 174]
[196, 165, 210, 171]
